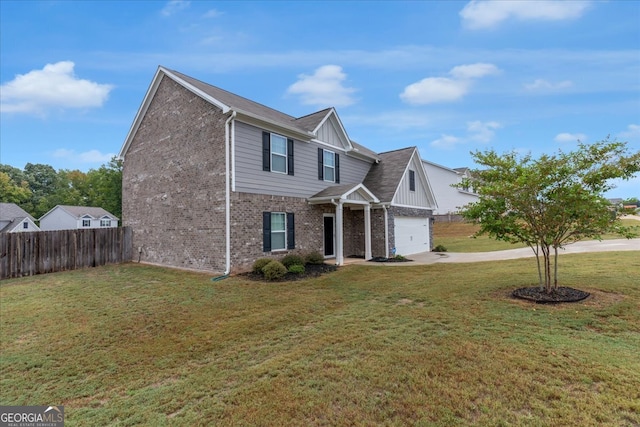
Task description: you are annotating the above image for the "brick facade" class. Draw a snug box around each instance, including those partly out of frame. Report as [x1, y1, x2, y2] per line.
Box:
[122, 76, 228, 272]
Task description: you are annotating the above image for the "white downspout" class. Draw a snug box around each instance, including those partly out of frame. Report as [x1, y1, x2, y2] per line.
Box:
[382, 204, 389, 259]
[231, 118, 236, 192]
[223, 110, 236, 275]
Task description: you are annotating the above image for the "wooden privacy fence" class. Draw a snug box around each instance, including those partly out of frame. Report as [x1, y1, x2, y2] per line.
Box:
[0, 227, 133, 280]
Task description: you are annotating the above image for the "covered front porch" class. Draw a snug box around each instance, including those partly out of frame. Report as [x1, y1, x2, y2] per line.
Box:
[308, 183, 380, 266]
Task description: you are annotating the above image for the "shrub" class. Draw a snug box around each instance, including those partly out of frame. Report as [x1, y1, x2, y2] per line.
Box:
[305, 251, 325, 265]
[252, 258, 273, 274]
[433, 245, 447, 252]
[281, 254, 305, 269]
[394, 254, 407, 261]
[262, 260, 287, 281]
[287, 264, 305, 274]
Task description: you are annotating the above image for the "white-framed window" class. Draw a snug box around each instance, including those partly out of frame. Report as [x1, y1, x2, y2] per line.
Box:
[270, 134, 287, 174]
[100, 219, 111, 227]
[82, 219, 91, 227]
[318, 148, 339, 183]
[323, 150, 336, 182]
[263, 211, 294, 252]
[409, 169, 416, 192]
[270, 212, 286, 251]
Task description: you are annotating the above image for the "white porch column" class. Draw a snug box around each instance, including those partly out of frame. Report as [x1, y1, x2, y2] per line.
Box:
[335, 201, 344, 265]
[383, 205, 389, 259]
[364, 204, 372, 260]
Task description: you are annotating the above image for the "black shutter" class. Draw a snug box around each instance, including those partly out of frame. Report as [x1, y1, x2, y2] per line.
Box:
[287, 212, 295, 249]
[262, 132, 270, 171]
[318, 148, 324, 180]
[409, 170, 415, 191]
[335, 153, 340, 184]
[287, 138, 294, 176]
[263, 212, 271, 252]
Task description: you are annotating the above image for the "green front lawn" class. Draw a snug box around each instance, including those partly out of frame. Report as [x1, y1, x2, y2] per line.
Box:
[2, 254, 639, 426]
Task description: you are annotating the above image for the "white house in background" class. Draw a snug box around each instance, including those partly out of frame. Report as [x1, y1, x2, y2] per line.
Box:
[39, 205, 119, 231]
[0, 203, 41, 233]
[422, 161, 479, 215]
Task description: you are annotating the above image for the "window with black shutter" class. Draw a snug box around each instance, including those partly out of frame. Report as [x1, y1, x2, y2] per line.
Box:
[263, 211, 295, 251]
[263, 131, 293, 175]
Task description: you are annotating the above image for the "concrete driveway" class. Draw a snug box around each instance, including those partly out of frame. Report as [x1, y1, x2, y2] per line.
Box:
[362, 238, 640, 266]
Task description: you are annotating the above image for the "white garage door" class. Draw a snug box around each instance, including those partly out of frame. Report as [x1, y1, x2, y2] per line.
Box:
[394, 216, 430, 256]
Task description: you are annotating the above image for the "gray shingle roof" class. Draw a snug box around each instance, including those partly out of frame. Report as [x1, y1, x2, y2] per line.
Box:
[52, 205, 118, 220]
[293, 108, 333, 132]
[310, 183, 365, 199]
[362, 147, 416, 203]
[0, 203, 35, 222]
[168, 69, 307, 133]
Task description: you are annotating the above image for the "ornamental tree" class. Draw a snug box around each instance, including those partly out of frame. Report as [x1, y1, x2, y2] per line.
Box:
[458, 139, 640, 294]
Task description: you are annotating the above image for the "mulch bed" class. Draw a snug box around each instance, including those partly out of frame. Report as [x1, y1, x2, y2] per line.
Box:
[239, 263, 338, 282]
[368, 256, 413, 263]
[512, 286, 590, 304]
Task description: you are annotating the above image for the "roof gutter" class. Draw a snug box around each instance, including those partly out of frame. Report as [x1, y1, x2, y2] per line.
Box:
[223, 110, 236, 275]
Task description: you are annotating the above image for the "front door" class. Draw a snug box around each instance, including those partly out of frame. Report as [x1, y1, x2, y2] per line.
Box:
[323, 214, 335, 257]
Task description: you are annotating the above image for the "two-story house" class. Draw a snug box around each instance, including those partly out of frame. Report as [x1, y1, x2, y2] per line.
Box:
[39, 205, 119, 231]
[118, 67, 436, 274]
[0, 203, 40, 233]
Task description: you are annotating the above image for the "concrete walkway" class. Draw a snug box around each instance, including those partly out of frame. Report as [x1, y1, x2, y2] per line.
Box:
[352, 238, 640, 266]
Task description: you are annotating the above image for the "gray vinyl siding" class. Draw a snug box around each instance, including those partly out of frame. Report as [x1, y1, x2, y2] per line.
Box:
[393, 155, 433, 208]
[316, 116, 347, 148]
[234, 121, 373, 197]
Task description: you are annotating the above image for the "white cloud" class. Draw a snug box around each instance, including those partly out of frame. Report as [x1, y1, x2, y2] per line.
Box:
[467, 120, 501, 143]
[524, 78, 573, 92]
[450, 63, 500, 79]
[460, 0, 592, 30]
[400, 63, 499, 105]
[618, 124, 640, 140]
[431, 134, 462, 149]
[400, 77, 469, 105]
[53, 149, 115, 164]
[554, 132, 586, 143]
[286, 65, 357, 107]
[161, 0, 190, 16]
[0, 61, 113, 115]
[431, 120, 501, 149]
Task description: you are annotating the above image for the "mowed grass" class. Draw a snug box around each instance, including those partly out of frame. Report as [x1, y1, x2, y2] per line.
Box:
[433, 219, 640, 252]
[2, 254, 640, 426]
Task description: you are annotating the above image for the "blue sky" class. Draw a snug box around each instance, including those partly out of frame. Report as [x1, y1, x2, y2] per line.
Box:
[1, 0, 639, 197]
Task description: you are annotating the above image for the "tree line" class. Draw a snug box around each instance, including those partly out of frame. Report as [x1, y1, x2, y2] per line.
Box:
[0, 157, 122, 221]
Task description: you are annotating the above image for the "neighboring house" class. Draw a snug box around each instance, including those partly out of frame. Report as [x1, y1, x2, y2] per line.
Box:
[118, 66, 436, 274]
[0, 203, 40, 233]
[39, 205, 119, 231]
[422, 161, 479, 216]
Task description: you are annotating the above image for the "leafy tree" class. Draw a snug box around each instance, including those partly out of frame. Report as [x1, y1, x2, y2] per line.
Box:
[23, 163, 64, 218]
[0, 172, 31, 204]
[458, 140, 640, 294]
[85, 157, 122, 220]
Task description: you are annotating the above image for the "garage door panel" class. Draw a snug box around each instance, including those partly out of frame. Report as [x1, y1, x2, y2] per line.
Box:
[395, 216, 429, 255]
